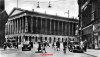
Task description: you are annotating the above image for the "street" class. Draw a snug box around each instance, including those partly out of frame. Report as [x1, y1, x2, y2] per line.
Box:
[0, 43, 97, 57]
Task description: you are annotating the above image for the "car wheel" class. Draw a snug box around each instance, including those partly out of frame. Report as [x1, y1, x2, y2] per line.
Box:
[72, 49, 74, 52]
[69, 49, 71, 52]
[22, 49, 24, 51]
[81, 50, 84, 53]
[70, 49, 72, 52]
[69, 49, 72, 52]
[29, 48, 31, 51]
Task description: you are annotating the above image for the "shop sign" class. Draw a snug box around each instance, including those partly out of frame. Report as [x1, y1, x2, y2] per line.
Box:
[83, 25, 93, 35]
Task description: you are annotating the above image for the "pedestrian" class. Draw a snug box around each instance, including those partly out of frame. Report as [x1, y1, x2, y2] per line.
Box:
[47, 41, 50, 47]
[56, 41, 60, 51]
[37, 41, 42, 52]
[83, 40, 87, 52]
[3, 42, 7, 50]
[42, 41, 47, 53]
[63, 41, 67, 53]
[52, 42, 55, 48]
[80, 40, 84, 49]
[15, 42, 18, 49]
[29, 41, 33, 48]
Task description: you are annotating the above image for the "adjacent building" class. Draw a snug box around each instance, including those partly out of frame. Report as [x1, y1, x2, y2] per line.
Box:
[0, 0, 8, 47]
[5, 8, 78, 44]
[78, 0, 100, 49]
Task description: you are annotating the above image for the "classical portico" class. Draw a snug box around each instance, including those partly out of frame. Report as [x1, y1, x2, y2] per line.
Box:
[5, 8, 78, 44]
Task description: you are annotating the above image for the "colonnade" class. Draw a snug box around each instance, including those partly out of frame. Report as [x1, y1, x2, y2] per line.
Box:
[5, 15, 77, 43]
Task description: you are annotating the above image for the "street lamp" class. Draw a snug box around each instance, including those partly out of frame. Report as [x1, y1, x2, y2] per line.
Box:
[64, 10, 69, 18]
[48, 1, 52, 8]
[17, 0, 18, 8]
[37, 1, 40, 8]
[64, 10, 69, 50]
[37, 1, 52, 8]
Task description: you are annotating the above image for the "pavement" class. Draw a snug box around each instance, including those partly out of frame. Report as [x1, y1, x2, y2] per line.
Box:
[84, 49, 100, 57]
[0, 43, 100, 57]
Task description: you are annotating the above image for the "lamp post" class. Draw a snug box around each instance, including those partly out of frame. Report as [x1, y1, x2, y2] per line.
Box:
[37, 1, 52, 8]
[64, 10, 69, 50]
[93, 25, 95, 49]
[64, 10, 69, 18]
[17, 0, 18, 8]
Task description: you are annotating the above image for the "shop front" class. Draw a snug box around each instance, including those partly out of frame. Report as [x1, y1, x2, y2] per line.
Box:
[94, 22, 100, 49]
[82, 24, 94, 49]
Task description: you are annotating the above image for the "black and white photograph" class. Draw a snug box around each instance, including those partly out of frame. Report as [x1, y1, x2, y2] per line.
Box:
[0, 0, 100, 57]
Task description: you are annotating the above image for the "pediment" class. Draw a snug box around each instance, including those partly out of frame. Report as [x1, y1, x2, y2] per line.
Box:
[10, 10, 22, 16]
[9, 8, 24, 17]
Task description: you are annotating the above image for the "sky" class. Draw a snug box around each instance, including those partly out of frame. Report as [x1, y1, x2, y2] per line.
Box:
[5, 0, 78, 18]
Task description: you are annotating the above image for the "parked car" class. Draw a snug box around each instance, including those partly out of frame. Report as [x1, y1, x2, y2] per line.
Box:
[68, 41, 84, 53]
[22, 41, 31, 51]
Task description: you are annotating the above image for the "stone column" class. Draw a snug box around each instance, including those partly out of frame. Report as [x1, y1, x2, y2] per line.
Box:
[72, 23, 73, 36]
[7, 23, 9, 35]
[65, 22, 66, 35]
[9, 21, 10, 34]
[17, 19, 19, 33]
[36, 17, 38, 33]
[39, 17, 41, 34]
[62, 22, 63, 35]
[50, 19, 51, 34]
[25, 16, 28, 32]
[31, 16, 33, 33]
[9, 21, 11, 34]
[41, 18, 42, 34]
[20, 18, 21, 33]
[15, 19, 17, 34]
[58, 21, 59, 35]
[9, 22, 10, 34]
[22, 17, 24, 33]
[12, 20, 13, 34]
[54, 20, 55, 35]
[45, 19, 47, 34]
[69, 22, 70, 36]
[10, 21, 11, 34]
[12, 20, 14, 34]
[11, 21, 12, 34]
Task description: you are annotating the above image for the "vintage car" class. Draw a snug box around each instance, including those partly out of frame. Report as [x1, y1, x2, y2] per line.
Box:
[68, 41, 84, 52]
[22, 41, 31, 51]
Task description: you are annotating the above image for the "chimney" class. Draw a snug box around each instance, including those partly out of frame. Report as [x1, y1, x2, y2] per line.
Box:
[0, 0, 4, 12]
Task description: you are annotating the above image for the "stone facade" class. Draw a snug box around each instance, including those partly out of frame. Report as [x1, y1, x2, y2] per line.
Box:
[0, 0, 8, 47]
[5, 8, 78, 44]
[78, 0, 100, 49]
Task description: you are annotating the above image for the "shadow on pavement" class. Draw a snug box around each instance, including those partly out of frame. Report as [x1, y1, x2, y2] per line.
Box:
[84, 53, 97, 57]
[35, 51, 43, 53]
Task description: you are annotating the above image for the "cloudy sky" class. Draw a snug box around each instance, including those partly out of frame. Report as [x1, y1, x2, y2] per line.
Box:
[5, 0, 78, 18]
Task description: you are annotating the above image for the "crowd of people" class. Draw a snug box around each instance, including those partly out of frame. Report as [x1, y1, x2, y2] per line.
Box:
[37, 40, 50, 53]
[3, 39, 87, 53]
[37, 40, 66, 53]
